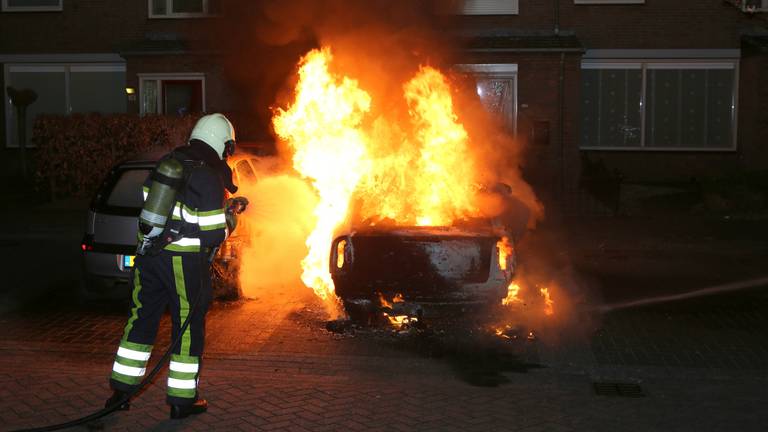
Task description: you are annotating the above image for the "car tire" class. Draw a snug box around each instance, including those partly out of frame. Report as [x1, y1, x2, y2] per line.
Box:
[343, 299, 375, 326]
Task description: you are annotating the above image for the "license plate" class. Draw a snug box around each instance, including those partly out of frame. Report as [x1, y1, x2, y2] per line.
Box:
[123, 255, 135, 269]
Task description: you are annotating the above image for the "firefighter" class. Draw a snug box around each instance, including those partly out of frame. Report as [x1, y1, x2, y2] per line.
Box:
[105, 113, 247, 419]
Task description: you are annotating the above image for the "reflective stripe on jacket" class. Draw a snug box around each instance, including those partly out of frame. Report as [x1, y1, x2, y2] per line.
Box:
[139, 161, 227, 253]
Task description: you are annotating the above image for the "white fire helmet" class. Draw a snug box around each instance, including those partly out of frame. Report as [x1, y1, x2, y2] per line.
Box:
[189, 113, 236, 159]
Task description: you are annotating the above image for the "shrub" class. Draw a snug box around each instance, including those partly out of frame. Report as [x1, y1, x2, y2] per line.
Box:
[33, 114, 200, 199]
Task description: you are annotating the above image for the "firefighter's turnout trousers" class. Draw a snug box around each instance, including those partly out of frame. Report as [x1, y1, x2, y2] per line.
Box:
[110, 251, 212, 405]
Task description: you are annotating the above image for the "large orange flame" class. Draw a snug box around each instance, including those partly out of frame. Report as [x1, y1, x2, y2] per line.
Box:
[272, 48, 371, 301]
[404, 66, 478, 226]
[272, 47, 484, 305]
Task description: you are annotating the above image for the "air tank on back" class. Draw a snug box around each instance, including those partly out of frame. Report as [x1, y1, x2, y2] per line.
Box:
[138, 157, 184, 241]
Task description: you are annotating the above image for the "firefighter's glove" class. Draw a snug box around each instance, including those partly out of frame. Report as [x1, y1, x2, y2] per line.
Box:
[225, 197, 248, 234]
[226, 197, 249, 215]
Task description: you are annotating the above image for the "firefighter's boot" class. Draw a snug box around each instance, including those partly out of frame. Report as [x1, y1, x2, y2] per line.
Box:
[104, 390, 131, 411]
[170, 398, 208, 419]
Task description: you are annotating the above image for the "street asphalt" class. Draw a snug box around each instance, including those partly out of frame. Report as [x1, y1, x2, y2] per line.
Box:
[0, 199, 766, 431]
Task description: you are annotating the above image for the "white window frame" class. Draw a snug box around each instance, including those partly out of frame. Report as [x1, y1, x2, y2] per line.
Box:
[461, 0, 518, 15]
[148, 0, 215, 18]
[455, 63, 518, 135]
[574, 0, 643, 4]
[580, 59, 739, 152]
[4, 63, 126, 148]
[138, 73, 206, 116]
[1, 0, 63, 12]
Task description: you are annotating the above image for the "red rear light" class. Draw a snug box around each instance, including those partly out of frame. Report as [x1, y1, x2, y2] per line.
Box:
[81, 234, 94, 252]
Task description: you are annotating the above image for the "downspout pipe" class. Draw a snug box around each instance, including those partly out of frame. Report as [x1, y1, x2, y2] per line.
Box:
[558, 51, 566, 212]
[555, 0, 565, 212]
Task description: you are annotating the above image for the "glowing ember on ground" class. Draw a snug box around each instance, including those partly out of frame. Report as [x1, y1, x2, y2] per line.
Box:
[384, 314, 418, 328]
[377, 293, 417, 328]
[540, 287, 554, 316]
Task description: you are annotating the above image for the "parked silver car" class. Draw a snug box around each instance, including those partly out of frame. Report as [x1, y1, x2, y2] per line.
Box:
[81, 156, 156, 294]
[81, 152, 271, 296]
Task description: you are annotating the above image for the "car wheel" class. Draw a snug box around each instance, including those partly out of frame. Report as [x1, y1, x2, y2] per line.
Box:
[343, 299, 375, 326]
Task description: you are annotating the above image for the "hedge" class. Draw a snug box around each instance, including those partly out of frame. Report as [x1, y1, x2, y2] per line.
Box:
[33, 113, 200, 199]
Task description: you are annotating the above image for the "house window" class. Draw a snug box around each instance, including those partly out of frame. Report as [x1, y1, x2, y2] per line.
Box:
[148, 0, 219, 18]
[1, 0, 63, 12]
[460, 0, 518, 15]
[456, 64, 518, 134]
[4, 64, 126, 148]
[138, 74, 205, 116]
[574, 0, 643, 4]
[581, 61, 737, 151]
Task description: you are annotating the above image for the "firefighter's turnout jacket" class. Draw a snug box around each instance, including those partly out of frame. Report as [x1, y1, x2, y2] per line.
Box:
[109, 142, 229, 405]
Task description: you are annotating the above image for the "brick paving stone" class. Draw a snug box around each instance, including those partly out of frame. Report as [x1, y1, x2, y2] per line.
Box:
[1, 289, 767, 431]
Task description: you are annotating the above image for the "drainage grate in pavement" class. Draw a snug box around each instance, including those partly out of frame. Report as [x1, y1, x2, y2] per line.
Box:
[593, 381, 645, 397]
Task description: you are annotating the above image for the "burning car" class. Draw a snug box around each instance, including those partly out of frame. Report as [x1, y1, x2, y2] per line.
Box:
[252, 47, 541, 324]
[330, 218, 518, 323]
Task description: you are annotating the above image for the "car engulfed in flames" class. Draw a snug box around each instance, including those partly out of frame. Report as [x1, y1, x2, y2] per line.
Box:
[235, 45, 544, 325]
[330, 223, 516, 323]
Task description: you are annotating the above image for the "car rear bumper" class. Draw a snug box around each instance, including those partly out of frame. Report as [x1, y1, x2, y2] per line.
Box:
[83, 250, 133, 281]
[330, 232, 513, 304]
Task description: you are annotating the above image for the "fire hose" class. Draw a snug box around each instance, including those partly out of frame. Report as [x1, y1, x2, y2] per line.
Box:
[9, 254, 213, 432]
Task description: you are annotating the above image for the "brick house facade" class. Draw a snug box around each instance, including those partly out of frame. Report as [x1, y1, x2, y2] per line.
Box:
[450, 0, 768, 207]
[0, 0, 228, 176]
[2, 0, 767, 208]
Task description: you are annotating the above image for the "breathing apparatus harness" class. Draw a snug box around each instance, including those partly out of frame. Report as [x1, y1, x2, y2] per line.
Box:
[137, 152, 205, 257]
